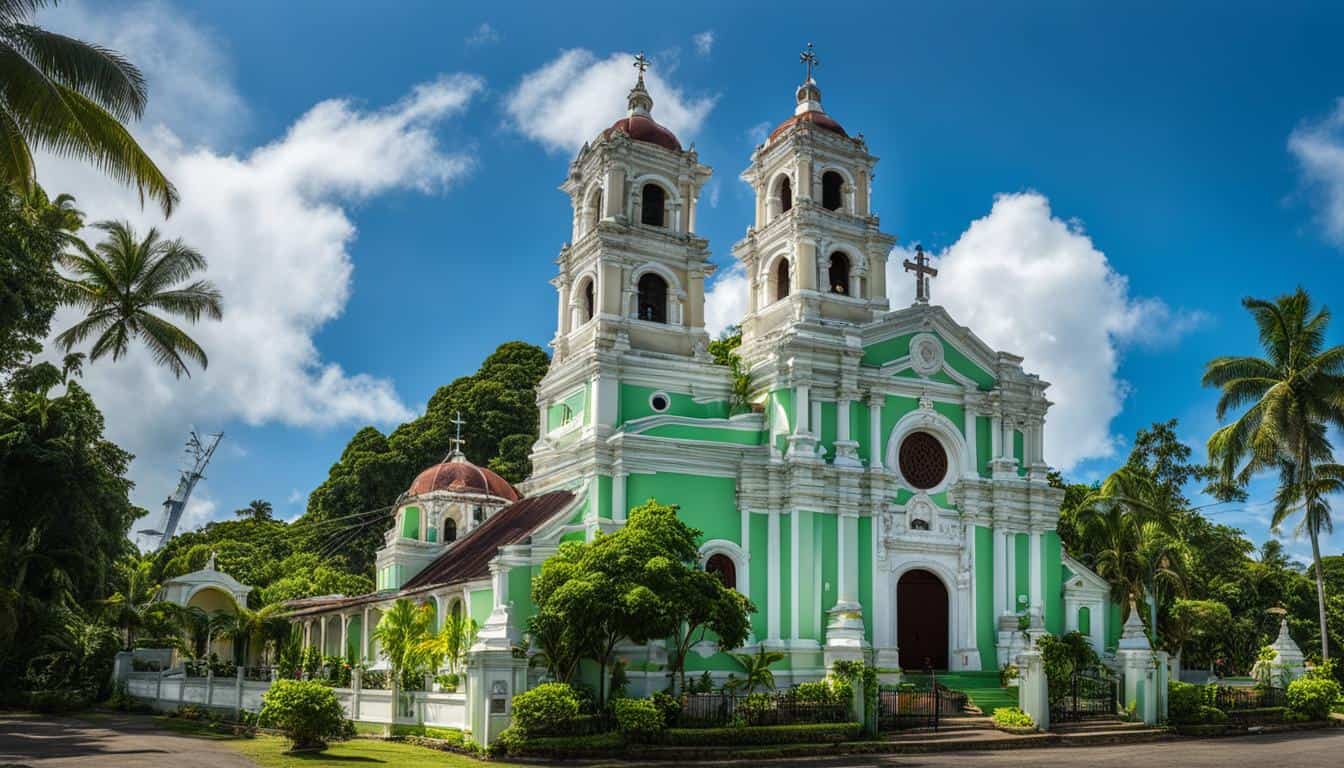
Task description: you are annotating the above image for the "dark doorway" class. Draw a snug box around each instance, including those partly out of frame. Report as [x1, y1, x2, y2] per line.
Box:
[897, 569, 949, 670]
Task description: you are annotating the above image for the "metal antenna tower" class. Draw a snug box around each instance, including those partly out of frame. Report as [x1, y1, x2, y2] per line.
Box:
[136, 431, 223, 551]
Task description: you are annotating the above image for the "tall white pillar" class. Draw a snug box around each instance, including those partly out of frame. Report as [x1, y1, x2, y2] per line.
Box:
[1006, 533, 1017, 613]
[794, 385, 810, 434]
[964, 523, 978, 644]
[339, 614, 349, 660]
[990, 415, 1002, 459]
[767, 509, 781, 642]
[993, 529, 1007, 617]
[319, 617, 327, 656]
[963, 409, 978, 474]
[612, 471, 628, 522]
[836, 399, 851, 442]
[868, 395, 883, 467]
[360, 608, 369, 662]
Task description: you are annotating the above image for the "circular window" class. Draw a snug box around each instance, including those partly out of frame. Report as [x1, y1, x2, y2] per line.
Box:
[649, 392, 670, 413]
[898, 432, 948, 490]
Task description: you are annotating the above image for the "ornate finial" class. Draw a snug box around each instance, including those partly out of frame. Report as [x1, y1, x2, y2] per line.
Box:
[448, 410, 467, 461]
[627, 51, 654, 117]
[902, 244, 939, 304]
[800, 42, 819, 82]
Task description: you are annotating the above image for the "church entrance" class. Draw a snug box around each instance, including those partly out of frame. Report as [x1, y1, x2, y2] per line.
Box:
[897, 569, 949, 670]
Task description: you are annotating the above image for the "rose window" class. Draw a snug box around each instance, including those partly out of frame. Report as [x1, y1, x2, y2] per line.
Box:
[898, 432, 948, 490]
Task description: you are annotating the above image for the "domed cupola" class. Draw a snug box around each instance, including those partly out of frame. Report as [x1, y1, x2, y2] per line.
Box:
[407, 453, 519, 503]
[600, 52, 682, 152]
[767, 43, 847, 144]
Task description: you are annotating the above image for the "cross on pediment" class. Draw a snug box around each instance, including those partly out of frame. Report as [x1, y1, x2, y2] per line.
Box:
[903, 244, 938, 304]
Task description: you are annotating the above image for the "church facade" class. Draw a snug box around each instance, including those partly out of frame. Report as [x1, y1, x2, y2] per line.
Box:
[287, 54, 1120, 710]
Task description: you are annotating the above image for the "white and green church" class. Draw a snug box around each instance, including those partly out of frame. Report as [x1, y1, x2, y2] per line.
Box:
[287, 57, 1122, 731]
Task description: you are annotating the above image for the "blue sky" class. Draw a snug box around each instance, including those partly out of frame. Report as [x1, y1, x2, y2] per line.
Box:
[35, 1, 1344, 562]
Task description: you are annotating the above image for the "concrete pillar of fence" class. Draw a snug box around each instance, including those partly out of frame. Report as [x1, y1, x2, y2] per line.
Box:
[1115, 602, 1159, 725]
[850, 675, 867, 735]
[156, 667, 164, 709]
[1015, 649, 1049, 731]
[235, 668, 244, 719]
[270, 667, 278, 683]
[351, 668, 362, 722]
[385, 675, 397, 737]
[205, 668, 214, 711]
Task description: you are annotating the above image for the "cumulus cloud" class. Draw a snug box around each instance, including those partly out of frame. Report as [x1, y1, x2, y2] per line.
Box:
[1289, 98, 1344, 246]
[34, 4, 485, 520]
[465, 22, 500, 48]
[887, 192, 1203, 470]
[505, 49, 717, 154]
[705, 263, 749, 338]
[693, 31, 715, 57]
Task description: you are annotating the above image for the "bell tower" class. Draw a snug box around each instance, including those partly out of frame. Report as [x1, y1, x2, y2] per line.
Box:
[551, 53, 715, 364]
[733, 44, 897, 358]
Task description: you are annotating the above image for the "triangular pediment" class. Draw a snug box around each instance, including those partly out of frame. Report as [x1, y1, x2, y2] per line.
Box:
[859, 303, 1005, 390]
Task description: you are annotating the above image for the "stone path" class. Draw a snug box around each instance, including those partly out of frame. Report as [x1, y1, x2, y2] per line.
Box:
[0, 712, 254, 768]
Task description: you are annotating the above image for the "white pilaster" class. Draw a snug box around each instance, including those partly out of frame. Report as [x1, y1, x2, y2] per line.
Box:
[361, 607, 369, 662]
[868, 395, 883, 467]
[992, 528, 1007, 617]
[1029, 531, 1042, 616]
[612, 471, 627, 522]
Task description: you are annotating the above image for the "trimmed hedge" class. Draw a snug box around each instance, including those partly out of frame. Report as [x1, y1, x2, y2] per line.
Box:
[511, 682, 579, 736]
[1286, 676, 1341, 721]
[615, 698, 664, 742]
[662, 722, 861, 747]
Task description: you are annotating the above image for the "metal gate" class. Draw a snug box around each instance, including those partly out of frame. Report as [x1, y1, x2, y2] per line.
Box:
[1050, 668, 1118, 722]
[878, 680, 967, 731]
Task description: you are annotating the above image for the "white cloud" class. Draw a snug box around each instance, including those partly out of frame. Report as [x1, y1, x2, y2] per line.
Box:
[887, 192, 1202, 471]
[34, 4, 486, 518]
[693, 31, 715, 57]
[706, 178, 721, 209]
[1289, 98, 1344, 246]
[747, 121, 772, 146]
[465, 22, 500, 48]
[705, 263, 749, 338]
[176, 491, 218, 535]
[505, 49, 717, 154]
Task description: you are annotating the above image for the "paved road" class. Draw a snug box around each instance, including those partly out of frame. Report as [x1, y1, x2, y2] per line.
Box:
[0, 712, 254, 768]
[726, 730, 1344, 768]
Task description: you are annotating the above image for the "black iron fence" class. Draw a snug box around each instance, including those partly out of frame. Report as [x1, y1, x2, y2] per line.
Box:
[1213, 685, 1287, 711]
[877, 685, 967, 731]
[1049, 668, 1117, 722]
[676, 692, 850, 728]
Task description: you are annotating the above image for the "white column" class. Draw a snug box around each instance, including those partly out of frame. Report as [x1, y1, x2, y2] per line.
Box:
[612, 471, 628, 522]
[837, 399, 851, 442]
[809, 400, 822, 437]
[992, 529, 1007, 617]
[838, 513, 858, 605]
[319, 617, 327, 656]
[361, 607, 370, 662]
[339, 614, 349, 659]
[990, 415, 1002, 459]
[1006, 533, 1017, 613]
[1029, 531, 1042, 615]
[963, 409, 978, 473]
[493, 566, 510, 609]
[794, 385, 810, 434]
[767, 509, 781, 641]
[868, 396, 883, 467]
[964, 523, 978, 644]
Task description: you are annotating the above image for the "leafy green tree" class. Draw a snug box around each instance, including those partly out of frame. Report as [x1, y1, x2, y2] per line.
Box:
[0, 186, 83, 375]
[0, 1, 177, 215]
[99, 554, 158, 650]
[1167, 599, 1232, 670]
[427, 612, 477, 676]
[1204, 289, 1344, 660]
[56, 220, 221, 378]
[236, 499, 273, 522]
[216, 603, 291, 666]
[371, 599, 436, 688]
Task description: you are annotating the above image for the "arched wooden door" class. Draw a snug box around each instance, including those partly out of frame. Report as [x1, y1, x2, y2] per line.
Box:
[897, 569, 949, 670]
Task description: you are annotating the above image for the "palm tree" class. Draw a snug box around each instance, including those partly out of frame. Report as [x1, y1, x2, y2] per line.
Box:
[100, 555, 159, 650]
[730, 646, 785, 695]
[1203, 289, 1344, 660]
[55, 220, 221, 378]
[216, 603, 290, 666]
[0, 0, 177, 215]
[235, 499, 273, 522]
[371, 599, 435, 689]
[425, 612, 477, 676]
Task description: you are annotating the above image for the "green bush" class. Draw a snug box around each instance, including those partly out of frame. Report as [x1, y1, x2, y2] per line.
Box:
[1168, 681, 1205, 723]
[1197, 706, 1228, 724]
[661, 722, 861, 747]
[991, 706, 1034, 729]
[614, 698, 664, 742]
[1286, 676, 1341, 721]
[258, 679, 350, 751]
[26, 688, 91, 713]
[650, 690, 681, 727]
[492, 729, 623, 758]
[793, 680, 841, 705]
[511, 682, 580, 736]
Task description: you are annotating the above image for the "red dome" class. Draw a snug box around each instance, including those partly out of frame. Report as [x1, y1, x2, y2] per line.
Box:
[768, 109, 847, 143]
[604, 115, 682, 151]
[408, 459, 519, 501]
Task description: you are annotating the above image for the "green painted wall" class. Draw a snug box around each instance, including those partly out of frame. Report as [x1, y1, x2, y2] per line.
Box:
[941, 341, 996, 389]
[1078, 606, 1091, 636]
[625, 472, 739, 545]
[509, 566, 537, 630]
[858, 517, 873, 643]
[932, 401, 965, 432]
[860, 332, 995, 390]
[1014, 533, 1029, 613]
[640, 424, 765, 445]
[880, 395, 919, 457]
[1013, 430, 1026, 476]
[796, 510, 816, 638]
[345, 615, 361, 658]
[596, 474, 612, 519]
[819, 513, 837, 644]
[468, 588, 493, 628]
[547, 386, 588, 432]
[819, 401, 837, 461]
[749, 513, 768, 640]
[977, 416, 992, 477]
[975, 525, 998, 670]
[619, 383, 729, 424]
[852, 400, 871, 464]
[401, 506, 420, 539]
[1043, 532, 1063, 634]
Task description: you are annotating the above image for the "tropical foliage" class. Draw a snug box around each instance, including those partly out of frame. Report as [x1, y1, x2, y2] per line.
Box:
[0, 0, 177, 215]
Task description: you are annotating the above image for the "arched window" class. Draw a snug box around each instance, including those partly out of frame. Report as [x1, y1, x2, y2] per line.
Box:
[828, 252, 850, 295]
[775, 258, 791, 301]
[581, 278, 595, 322]
[822, 171, 844, 211]
[641, 183, 666, 227]
[450, 600, 463, 622]
[637, 273, 668, 323]
[443, 517, 457, 543]
[779, 176, 792, 213]
[910, 519, 930, 531]
[705, 553, 736, 590]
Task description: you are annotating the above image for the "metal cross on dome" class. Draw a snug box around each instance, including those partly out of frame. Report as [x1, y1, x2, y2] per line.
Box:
[800, 42, 819, 81]
[903, 244, 939, 303]
[449, 410, 466, 456]
[633, 51, 650, 80]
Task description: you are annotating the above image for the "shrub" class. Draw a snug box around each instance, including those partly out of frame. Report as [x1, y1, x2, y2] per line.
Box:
[991, 706, 1034, 729]
[793, 680, 841, 705]
[650, 690, 681, 727]
[1197, 706, 1228, 724]
[511, 682, 580, 736]
[258, 679, 350, 751]
[1168, 681, 1205, 723]
[614, 698, 664, 742]
[175, 704, 207, 721]
[26, 688, 91, 713]
[435, 673, 460, 692]
[661, 722, 861, 747]
[1286, 676, 1341, 721]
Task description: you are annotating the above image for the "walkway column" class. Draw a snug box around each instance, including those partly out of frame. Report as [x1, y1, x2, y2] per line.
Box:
[339, 614, 349, 660]
[361, 607, 370, 662]
[319, 617, 327, 657]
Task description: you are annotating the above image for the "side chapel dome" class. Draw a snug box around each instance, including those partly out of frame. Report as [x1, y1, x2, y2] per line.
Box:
[407, 453, 519, 501]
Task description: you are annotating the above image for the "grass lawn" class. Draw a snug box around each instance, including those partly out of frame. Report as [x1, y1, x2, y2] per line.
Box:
[153, 717, 518, 768]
